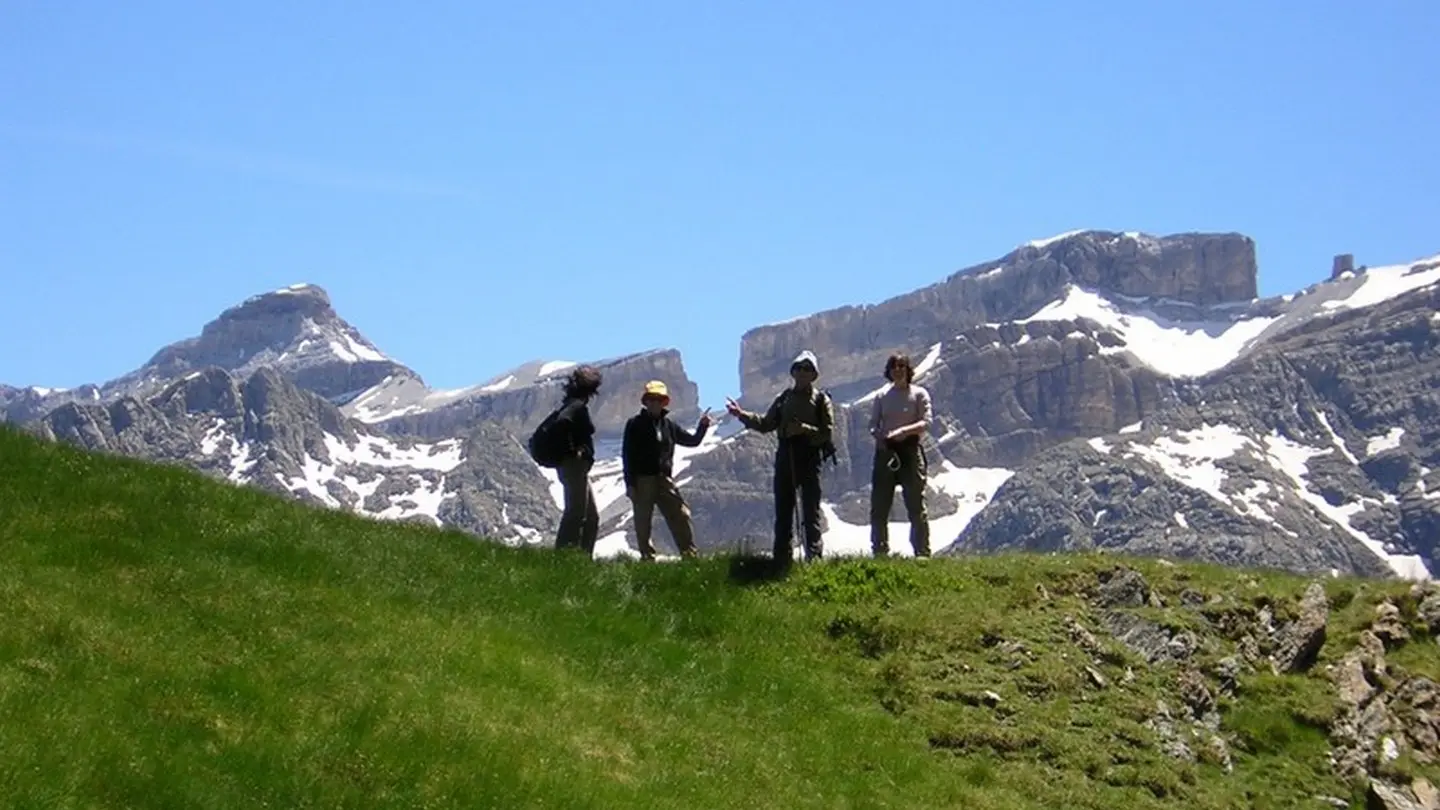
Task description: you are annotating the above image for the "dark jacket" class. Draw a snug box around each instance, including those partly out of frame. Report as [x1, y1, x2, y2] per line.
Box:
[622, 408, 708, 486]
[554, 397, 596, 463]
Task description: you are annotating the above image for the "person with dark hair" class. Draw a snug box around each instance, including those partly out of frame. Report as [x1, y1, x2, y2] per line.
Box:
[622, 380, 712, 560]
[552, 364, 603, 554]
[868, 353, 933, 557]
[724, 350, 836, 563]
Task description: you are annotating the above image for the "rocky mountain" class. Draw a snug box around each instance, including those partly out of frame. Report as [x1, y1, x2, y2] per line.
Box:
[950, 266, 1440, 579]
[26, 366, 563, 545]
[734, 231, 1260, 409]
[11, 230, 1439, 581]
[346, 348, 701, 439]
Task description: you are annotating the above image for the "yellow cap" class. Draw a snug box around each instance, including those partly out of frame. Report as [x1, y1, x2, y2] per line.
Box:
[642, 380, 670, 403]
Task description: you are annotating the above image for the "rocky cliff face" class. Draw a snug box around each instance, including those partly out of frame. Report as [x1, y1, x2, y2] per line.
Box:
[951, 274, 1440, 579]
[736, 231, 1257, 409]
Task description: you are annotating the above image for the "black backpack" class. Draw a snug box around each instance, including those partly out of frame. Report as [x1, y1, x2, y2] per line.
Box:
[527, 407, 568, 468]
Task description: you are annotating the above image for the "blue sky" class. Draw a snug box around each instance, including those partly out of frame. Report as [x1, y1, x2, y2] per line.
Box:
[2, 1, 1437, 406]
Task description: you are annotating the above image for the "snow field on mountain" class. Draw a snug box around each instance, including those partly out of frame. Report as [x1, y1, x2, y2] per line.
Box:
[1091, 421, 1431, 580]
[1019, 286, 1281, 378]
[197, 418, 467, 528]
[1321, 254, 1440, 313]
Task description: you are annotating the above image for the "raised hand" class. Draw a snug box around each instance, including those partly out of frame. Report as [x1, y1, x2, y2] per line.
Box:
[698, 408, 713, 429]
[724, 397, 744, 417]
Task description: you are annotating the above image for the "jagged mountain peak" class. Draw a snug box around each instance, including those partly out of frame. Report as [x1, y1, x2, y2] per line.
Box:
[103, 282, 412, 405]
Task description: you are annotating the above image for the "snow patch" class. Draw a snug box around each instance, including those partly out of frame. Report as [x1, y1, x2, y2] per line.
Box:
[1089, 437, 1111, 454]
[1261, 432, 1430, 580]
[1321, 254, 1440, 313]
[1119, 422, 1143, 434]
[1122, 423, 1252, 506]
[325, 433, 465, 471]
[1315, 411, 1359, 464]
[538, 360, 577, 377]
[330, 333, 388, 364]
[480, 374, 516, 392]
[1024, 229, 1086, 250]
[914, 343, 944, 378]
[199, 420, 228, 456]
[1367, 427, 1405, 456]
[1019, 286, 1280, 377]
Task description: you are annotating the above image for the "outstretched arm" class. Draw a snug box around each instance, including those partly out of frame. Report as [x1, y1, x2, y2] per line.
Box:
[732, 395, 783, 434]
[671, 417, 709, 448]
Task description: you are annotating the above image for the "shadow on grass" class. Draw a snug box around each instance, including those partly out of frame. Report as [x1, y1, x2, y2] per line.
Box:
[726, 554, 796, 587]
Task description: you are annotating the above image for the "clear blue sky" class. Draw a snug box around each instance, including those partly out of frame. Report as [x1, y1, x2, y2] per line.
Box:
[3, 1, 1436, 405]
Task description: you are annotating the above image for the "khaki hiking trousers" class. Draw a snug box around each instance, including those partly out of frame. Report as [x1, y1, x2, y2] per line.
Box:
[629, 474, 698, 559]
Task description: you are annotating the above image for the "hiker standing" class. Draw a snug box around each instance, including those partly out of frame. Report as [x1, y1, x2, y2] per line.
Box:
[869, 353, 933, 557]
[622, 380, 712, 560]
[724, 350, 836, 563]
[551, 365, 603, 554]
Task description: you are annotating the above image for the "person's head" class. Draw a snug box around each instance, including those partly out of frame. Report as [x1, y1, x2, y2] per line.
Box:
[640, 380, 670, 416]
[562, 365, 603, 402]
[883, 353, 915, 386]
[789, 350, 819, 388]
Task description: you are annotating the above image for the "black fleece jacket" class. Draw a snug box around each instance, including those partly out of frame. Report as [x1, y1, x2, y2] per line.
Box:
[554, 397, 596, 462]
[621, 409, 708, 486]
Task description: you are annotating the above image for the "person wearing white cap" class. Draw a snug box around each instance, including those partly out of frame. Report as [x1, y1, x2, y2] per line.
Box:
[621, 380, 712, 560]
[724, 350, 836, 563]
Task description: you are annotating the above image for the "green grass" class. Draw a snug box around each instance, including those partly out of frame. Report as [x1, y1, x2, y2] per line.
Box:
[1, 424, 1435, 809]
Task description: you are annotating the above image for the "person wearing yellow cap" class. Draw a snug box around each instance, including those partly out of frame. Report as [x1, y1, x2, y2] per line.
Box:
[621, 380, 713, 560]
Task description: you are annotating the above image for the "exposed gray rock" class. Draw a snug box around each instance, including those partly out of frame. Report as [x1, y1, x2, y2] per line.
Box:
[737, 230, 1257, 409]
[1270, 582, 1329, 674]
[944, 441, 1393, 577]
[356, 348, 701, 440]
[29, 366, 559, 545]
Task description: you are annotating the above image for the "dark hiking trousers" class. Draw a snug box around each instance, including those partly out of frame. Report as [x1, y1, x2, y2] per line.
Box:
[775, 439, 824, 561]
[556, 455, 599, 554]
[871, 438, 930, 557]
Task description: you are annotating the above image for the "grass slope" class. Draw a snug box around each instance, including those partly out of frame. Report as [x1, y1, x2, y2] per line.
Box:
[1, 425, 1435, 809]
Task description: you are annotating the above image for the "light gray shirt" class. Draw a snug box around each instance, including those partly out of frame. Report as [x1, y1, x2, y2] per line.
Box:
[870, 383, 932, 441]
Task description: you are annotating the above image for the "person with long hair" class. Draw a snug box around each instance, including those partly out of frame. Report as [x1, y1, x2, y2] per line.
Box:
[868, 352, 933, 557]
[553, 365, 603, 554]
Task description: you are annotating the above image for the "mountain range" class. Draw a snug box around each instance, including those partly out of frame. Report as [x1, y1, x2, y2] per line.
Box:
[7, 230, 1438, 581]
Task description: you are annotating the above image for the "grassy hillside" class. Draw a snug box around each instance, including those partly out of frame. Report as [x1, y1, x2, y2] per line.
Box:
[2, 425, 1437, 809]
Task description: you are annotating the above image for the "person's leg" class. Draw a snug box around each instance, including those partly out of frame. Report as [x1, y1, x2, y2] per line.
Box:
[555, 458, 588, 551]
[869, 447, 898, 556]
[581, 463, 599, 554]
[630, 475, 659, 559]
[899, 444, 930, 557]
[772, 451, 797, 561]
[655, 476, 699, 558]
[799, 450, 824, 560]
